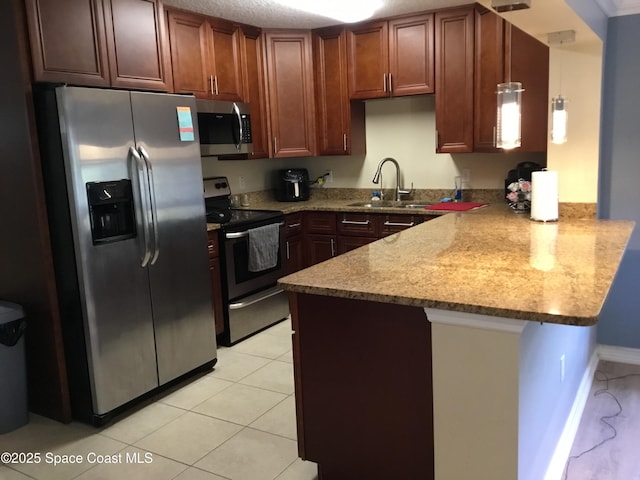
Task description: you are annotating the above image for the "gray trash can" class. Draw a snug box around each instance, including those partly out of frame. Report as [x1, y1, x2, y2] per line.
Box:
[0, 301, 28, 433]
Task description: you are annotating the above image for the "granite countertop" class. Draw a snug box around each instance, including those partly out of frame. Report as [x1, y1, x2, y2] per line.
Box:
[278, 204, 635, 326]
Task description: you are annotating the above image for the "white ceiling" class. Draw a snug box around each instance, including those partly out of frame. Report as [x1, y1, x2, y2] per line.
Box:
[163, 0, 473, 29]
[162, 0, 640, 50]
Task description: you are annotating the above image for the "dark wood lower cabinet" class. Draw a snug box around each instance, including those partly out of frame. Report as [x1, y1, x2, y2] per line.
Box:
[207, 232, 225, 337]
[336, 235, 376, 254]
[304, 233, 337, 266]
[290, 293, 434, 479]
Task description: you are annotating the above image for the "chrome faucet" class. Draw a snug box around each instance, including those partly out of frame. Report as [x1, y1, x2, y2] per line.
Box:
[372, 157, 413, 201]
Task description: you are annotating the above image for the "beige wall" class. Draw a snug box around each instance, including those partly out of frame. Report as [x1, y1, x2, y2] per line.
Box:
[546, 46, 602, 203]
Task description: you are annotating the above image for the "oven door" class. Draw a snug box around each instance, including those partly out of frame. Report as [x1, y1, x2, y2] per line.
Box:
[223, 222, 285, 300]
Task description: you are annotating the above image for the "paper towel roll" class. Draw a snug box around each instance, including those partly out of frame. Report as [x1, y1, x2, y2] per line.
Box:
[531, 170, 558, 222]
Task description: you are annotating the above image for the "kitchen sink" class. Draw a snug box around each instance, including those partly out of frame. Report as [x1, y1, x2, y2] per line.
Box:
[346, 201, 431, 209]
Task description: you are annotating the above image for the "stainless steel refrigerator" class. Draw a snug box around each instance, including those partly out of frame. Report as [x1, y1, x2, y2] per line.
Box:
[34, 86, 216, 425]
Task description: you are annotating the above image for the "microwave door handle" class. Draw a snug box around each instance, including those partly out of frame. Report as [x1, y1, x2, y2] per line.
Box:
[129, 146, 152, 267]
[233, 102, 242, 151]
[138, 145, 160, 265]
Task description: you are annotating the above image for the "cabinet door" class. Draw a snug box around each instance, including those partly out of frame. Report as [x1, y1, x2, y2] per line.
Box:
[167, 10, 211, 98]
[25, 0, 110, 86]
[389, 14, 434, 96]
[305, 234, 337, 266]
[240, 27, 269, 159]
[207, 232, 224, 336]
[473, 7, 504, 152]
[314, 27, 366, 156]
[435, 7, 474, 153]
[103, 0, 172, 91]
[285, 235, 305, 274]
[209, 257, 225, 336]
[208, 19, 244, 101]
[264, 30, 316, 157]
[314, 27, 350, 155]
[347, 21, 389, 99]
[337, 235, 376, 255]
[508, 24, 549, 152]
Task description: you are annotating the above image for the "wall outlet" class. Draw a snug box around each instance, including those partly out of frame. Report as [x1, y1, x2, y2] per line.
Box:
[326, 170, 334, 183]
[462, 169, 471, 184]
[238, 175, 246, 189]
[560, 354, 565, 383]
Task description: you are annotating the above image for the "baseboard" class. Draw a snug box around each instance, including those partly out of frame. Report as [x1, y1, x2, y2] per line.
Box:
[597, 344, 640, 365]
[544, 348, 600, 480]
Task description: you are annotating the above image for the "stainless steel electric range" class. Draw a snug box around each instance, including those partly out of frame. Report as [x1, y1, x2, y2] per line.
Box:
[204, 177, 289, 346]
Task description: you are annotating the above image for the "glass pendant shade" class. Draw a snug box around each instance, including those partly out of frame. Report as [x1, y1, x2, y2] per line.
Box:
[496, 82, 523, 149]
[551, 96, 568, 144]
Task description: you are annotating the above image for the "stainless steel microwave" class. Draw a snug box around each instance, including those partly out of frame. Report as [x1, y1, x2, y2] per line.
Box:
[196, 99, 253, 156]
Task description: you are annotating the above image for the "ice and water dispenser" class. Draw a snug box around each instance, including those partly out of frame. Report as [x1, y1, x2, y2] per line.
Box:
[86, 180, 136, 244]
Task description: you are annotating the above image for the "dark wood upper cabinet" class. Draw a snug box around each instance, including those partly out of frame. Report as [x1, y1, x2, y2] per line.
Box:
[167, 9, 243, 101]
[103, 0, 172, 91]
[473, 7, 504, 152]
[347, 14, 434, 100]
[347, 21, 388, 99]
[207, 19, 244, 101]
[166, 11, 209, 97]
[508, 23, 549, 153]
[435, 7, 475, 153]
[264, 30, 316, 158]
[388, 14, 435, 96]
[313, 27, 365, 156]
[25, 0, 171, 90]
[472, 7, 549, 153]
[25, 0, 110, 86]
[239, 26, 269, 159]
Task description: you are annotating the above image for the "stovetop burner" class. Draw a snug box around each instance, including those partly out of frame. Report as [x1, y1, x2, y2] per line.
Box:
[203, 176, 282, 229]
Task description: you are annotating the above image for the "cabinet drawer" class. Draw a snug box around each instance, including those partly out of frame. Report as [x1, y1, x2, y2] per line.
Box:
[338, 212, 377, 237]
[378, 214, 424, 236]
[304, 212, 337, 234]
[285, 212, 303, 237]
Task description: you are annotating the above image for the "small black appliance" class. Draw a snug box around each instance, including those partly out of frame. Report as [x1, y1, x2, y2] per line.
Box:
[276, 169, 310, 202]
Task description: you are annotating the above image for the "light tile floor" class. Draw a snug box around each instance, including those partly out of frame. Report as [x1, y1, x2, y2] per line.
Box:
[0, 317, 318, 480]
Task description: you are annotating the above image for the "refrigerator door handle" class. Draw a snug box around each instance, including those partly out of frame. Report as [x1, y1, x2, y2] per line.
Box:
[138, 145, 160, 265]
[129, 146, 152, 267]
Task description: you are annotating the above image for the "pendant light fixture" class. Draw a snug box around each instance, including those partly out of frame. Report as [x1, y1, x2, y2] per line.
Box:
[496, 82, 523, 149]
[548, 30, 575, 145]
[491, 0, 530, 150]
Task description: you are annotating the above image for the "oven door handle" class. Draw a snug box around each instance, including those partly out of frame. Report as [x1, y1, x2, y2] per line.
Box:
[228, 286, 284, 310]
[225, 222, 285, 239]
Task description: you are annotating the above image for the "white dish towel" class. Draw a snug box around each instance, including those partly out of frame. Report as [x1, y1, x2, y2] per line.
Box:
[248, 223, 280, 272]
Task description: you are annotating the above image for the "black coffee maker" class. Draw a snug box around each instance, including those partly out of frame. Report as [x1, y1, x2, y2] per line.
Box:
[276, 169, 310, 202]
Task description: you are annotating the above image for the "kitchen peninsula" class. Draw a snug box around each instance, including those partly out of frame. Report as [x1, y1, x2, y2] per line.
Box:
[278, 205, 634, 480]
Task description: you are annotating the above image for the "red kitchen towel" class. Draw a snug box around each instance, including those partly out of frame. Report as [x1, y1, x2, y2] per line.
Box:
[425, 202, 487, 211]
